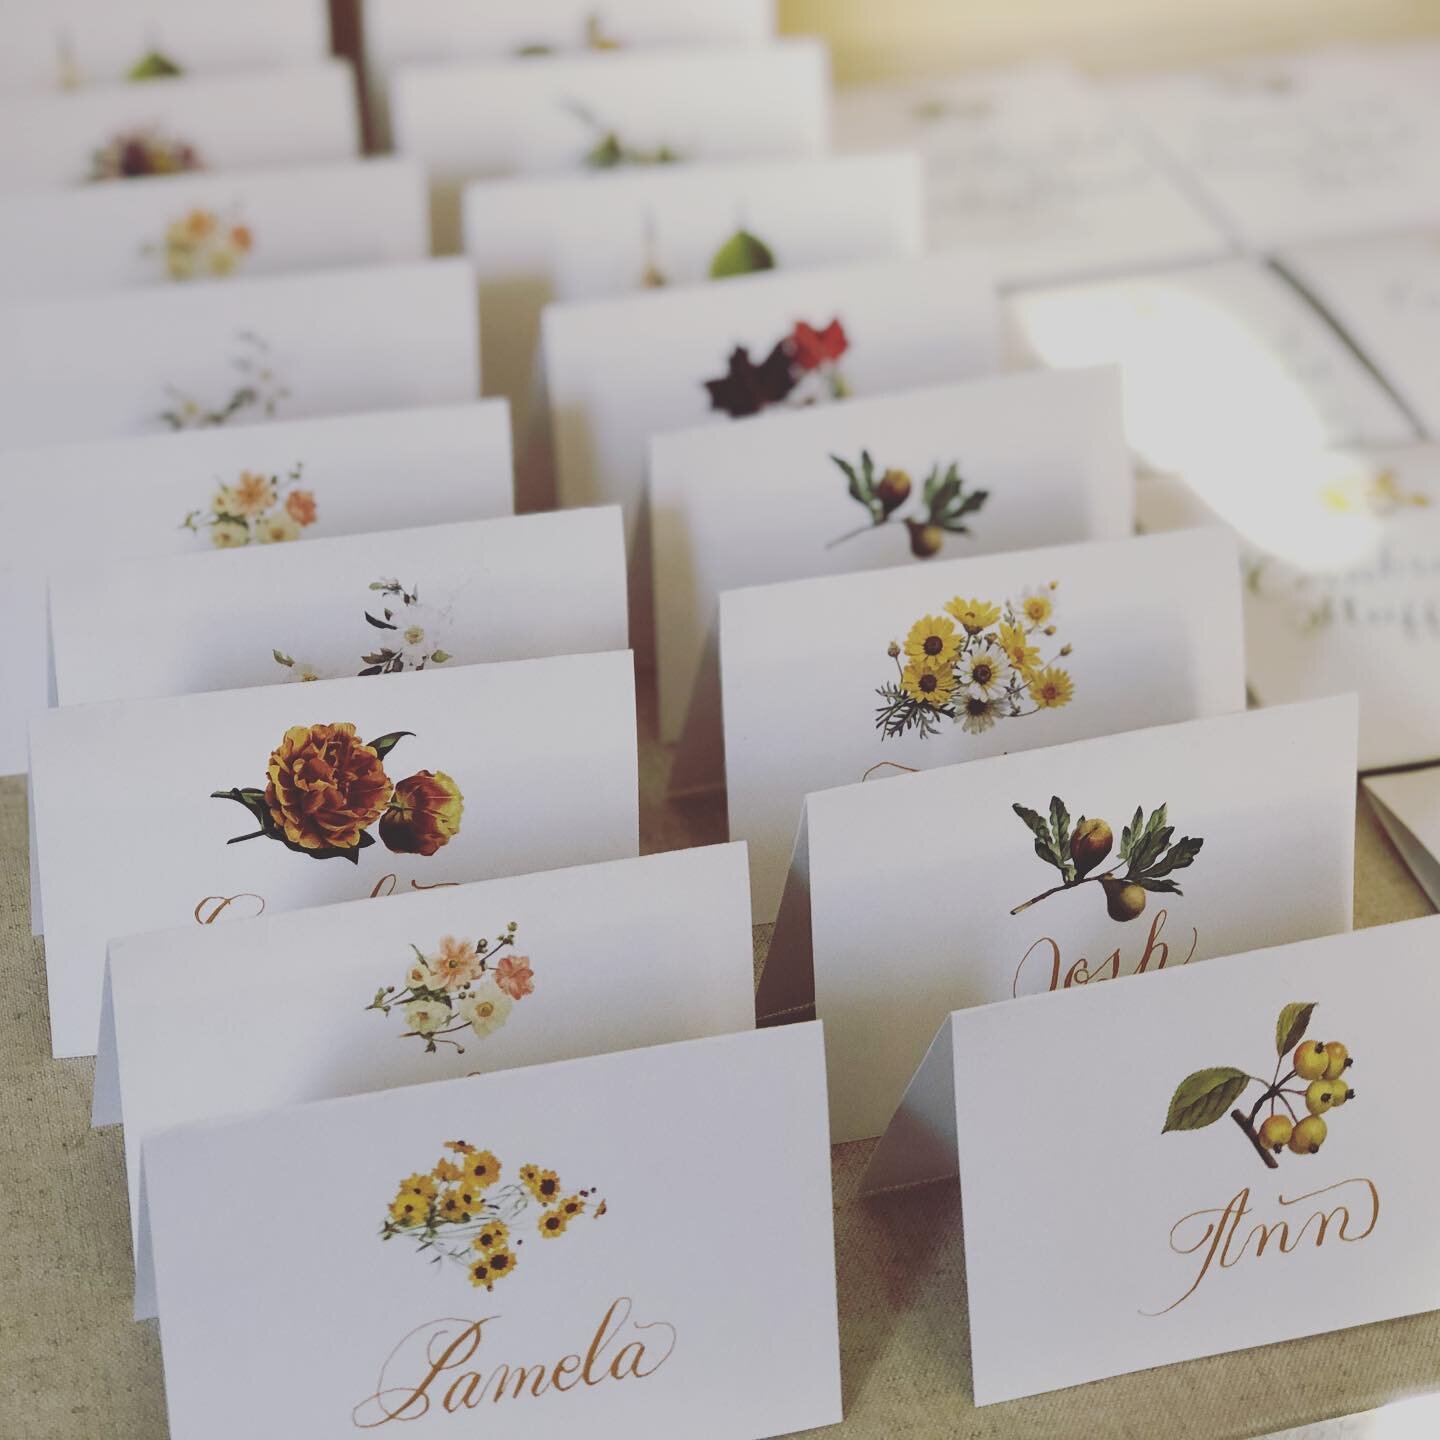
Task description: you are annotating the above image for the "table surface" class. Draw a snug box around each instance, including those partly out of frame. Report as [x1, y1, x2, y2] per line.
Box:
[1, 679, 1436, 1440]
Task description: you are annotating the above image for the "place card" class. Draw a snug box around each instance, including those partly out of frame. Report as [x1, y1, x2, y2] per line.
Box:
[50, 507, 626, 709]
[866, 917, 1440, 1403]
[758, 696, 1357, 1142]
[143, 1024, 842, 1440]
[0, 156, 428, 299]
[0, 60, 357, 192]
[0, 0, 328, 92]
[725, 527, 1246, 922]
[32, 651, 639, 1058]
[391, 40, 828, 250]
[0, 256, 479, 453]
[651, 366, 1132, 778]
[1365, 768, 1440, 908]
[834, 62, 1230, 285]
[96, 841, 755, 1318]
[1, 398, 512, 780]
[463, 150, 923, 472]
[547, 253, 999, 653]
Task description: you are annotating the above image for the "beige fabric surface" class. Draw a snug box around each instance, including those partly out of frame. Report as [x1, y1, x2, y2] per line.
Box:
[1, 697, 1436, 1438]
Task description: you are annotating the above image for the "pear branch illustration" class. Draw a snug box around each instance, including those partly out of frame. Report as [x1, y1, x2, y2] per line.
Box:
[211, 723, 464, 865]
[1163, 1003, 1356, 1171]
[1009, 797, 1203, 921]
[565, 99, 680, 168]
[366, 926, 533, 1055]
[382, 1145, 607, 1294]
[159, 330, 288, 430]
[827, 451, 989, 559]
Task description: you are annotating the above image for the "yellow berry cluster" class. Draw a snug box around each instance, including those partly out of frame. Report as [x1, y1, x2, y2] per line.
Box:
[1258, 1041, 1355, 1157]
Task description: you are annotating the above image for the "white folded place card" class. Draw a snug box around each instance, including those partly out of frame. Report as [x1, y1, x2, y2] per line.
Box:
[0, 257, 478, 453]
[1008, 259, 1419, 482]
[0, 0, 328, 91]
[1279, 232, 1440, 438]
[393, 40, 828, 251]
[834, 63, 1231, 286]
[31, 651, 639, 1058]
[651, 366, 1133, 769]
[0, 60, 357, 193]
[1114, 47, 1440, 250]
[143, 1024, 842, 1440]
[867, 917, 1440, 1402]
[726, 527, 1246, 923]
[51, 507, 627, 707]
[1364, 769, 1440, 909]
[1139, 440, 1440, 771]
[758, 696, 1357, 1142]
[548, 253, 999, 652]
[364, 0, 774, 147]
[463, 150, 924, 461]
[0, 156, 428, 299]
[0, 398, 512, 780]
[97, 840, 755, 1318]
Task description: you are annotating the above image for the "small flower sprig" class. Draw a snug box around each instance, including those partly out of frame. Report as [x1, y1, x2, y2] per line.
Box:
[704, 318, 849, 418]
[160, 330, 289, 431]
[183, 462, 313, 548]
[89, 126, 201, 181]
[566, 99, 680, 168]
[149, 207, 253, 281]
[827, 450, 989, 558]
[875, 585, 1073, 741]
[366, 926, 532, 1054]
[382, 1144, 606, 1293]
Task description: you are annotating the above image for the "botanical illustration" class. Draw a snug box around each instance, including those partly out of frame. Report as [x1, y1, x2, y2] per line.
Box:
[382, 1144, 607, 1292]
[1163, 1003, 1356, 1170]
[182, 462, 314, 548]
[128, 49, 183, 80]
[212, 724, 464, 864]
[273, 577, 453, 682]
[1318, 466, 1432, 517]
[149, 207, 253, 281]
[704, 318, 849, 418]
[1010, 797, 1204, 922]
[638, 216, 776, 289]
[828, 450, 989, 559]
[877, 586, 1073, 740]
[567, 100, 680, 169]
[517, 12, 621, 55]
[159, 330, 288, 430]
[89, 127, 201, 181]
[366, 925, 531, 1054]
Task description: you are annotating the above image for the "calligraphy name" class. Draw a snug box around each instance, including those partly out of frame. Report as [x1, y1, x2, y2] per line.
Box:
[1012, 908, 1198, 997]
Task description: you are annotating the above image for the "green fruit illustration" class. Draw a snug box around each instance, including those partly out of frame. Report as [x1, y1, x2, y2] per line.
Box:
[905, 520, 944, 558]
[876, 468, 911, 515]
[1100, 876, 1146, 922]
[1070, 817, 1113, 877]
[1288, 1114, 1327, 1155]
[1328, 1078, 1354, 1108]
[1257, 1114, 1293, 1151]
[1322, 1040, 1351, 1080]
[1305, 1078, 1336, 1115]
[127, 49, 182, 81]
[709, 229, 776, 279]
[1293, 1040, 1329, 1080]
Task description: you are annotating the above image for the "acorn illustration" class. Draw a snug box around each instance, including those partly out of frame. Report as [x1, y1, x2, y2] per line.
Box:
[1100, 876, 1147, 922]
[876, 468, 911, 515]
[1070, 817, 1113, 877]
[709, 228, 776, 279]
[905, 519, 944, 558]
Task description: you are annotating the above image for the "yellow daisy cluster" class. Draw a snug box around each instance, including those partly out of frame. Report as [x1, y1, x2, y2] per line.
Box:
[521, 1163, 607, 1242]
[386, 1142, 501, 1232]
[877, 584, 1076, 742]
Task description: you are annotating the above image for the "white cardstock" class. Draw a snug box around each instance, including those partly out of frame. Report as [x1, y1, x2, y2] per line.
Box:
[0, 399, 513, 779]
[867, 917, 1440, 1402]
[0, 257, 479, 452]
[97, 841, 755, 1318]
[463, 150, 924, 468]
[142, 1024, 842, 1440]
[0, 156, 429, 300]
[725, 527, 1247, 923]
[547, 253, 1000, 653]
[758, 696, 1357, 1142]
[392, 40, 828, 251]
[50, 507, 628, 708]
[650, 366, 1134, 771]
[1364, 768, 1440, 909]
[0, 60, 357, 192]
[31, 651, 639, 1058]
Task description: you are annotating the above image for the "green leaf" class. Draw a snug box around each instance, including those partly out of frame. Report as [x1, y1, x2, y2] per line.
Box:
[272, 650, 294, 667]
[1119, 805, 1144, 863]
[1049, 795, 1072, 865]
[1133, 877, 1182, 894]
[1140, 835, 1204, 880]
[366, 730, 414, 760]
[430, 650, 452, 664]
[1163, 1066, 1250, 1132]
[1013, 802, 1067, 875]
[1275, 1002, 1317, 1057]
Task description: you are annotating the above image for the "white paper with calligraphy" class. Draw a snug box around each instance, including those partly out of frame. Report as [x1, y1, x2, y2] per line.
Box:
[0, 156, 427, 300]
[866, 918, 1438, 1403]
[651, 366, 1133, 785]
[97, 841, 754, 1318]
[0, 60, 356, 192]
[0, 257, 479, 453]
[32, 651, 639, 1058]
[725, 528, 1246, 923]
[143, 1024, 841, 1440]
[757, 697, 1356, 1143]
[0, 399, 512, 780]
[50, 507, 627, 708]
